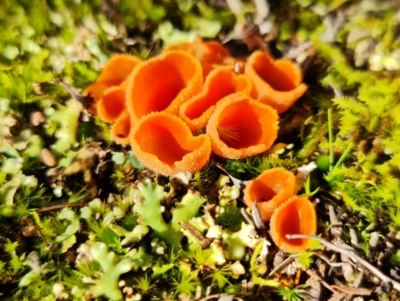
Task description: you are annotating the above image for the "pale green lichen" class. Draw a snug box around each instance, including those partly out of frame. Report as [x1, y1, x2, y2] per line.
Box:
[134, 179, 206, 248]
[80, 242, 133, 300]
[222, 222, 260, 261]
[110, 224, 149, 247]
[56, 207, 80, 253]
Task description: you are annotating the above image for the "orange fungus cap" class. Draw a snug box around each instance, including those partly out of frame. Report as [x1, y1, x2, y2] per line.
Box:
[97, 86, 126, 123]
[245, 51, 308, 113]
[243, 168, 296, 221]
[179, 67, 253, 132]
[97, 54, 142, 87]
[130, 112, 211, 176]
[126, 51, 203, 123]
[111, 110, 132, 145]
[270, 196, 317, 253]
[206, 93, 279, 159]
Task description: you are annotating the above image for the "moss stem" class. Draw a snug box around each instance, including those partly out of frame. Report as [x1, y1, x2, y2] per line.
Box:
[333, 141, 354, 169]
[328, 108, 334, 171]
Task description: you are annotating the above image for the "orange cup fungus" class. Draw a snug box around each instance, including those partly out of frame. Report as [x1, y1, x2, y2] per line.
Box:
[270, 196, 317, 253]
[126, 51, 203, 123]
[96, 86, 126, 123]
[83, 54, 142, 106]
[111, 110, 132, 145]
[130, 112, 211, 176]
[84, 38, 310, 179]
[83, 38, 318, 252]
[206, 93, 279, 159]
[179, 67, 253, 132]
[82, 82, 110, 107]
[245, 51, 308, 114]
[243, 168, 296, 221]
[165, 37, 234, 77]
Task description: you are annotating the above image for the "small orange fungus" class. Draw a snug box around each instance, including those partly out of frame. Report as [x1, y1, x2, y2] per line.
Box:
[166, 38, 230, 63]
[97, 86, 126, 123]
[83, 54, 142, 113]
[83, 82, 110, 105]
[206, 94, 278, 159]
[270, 196, 317, 253]
[111, 110, 132, 145]
[243, 168, 296, 221]
[179, 67, 253, 132]
[126, 51, 203, 123]
[245, 51, 307, 114]
[165, 38, 238, 77]
[97, 54, 143, 87]
[130, 112, 211, 176]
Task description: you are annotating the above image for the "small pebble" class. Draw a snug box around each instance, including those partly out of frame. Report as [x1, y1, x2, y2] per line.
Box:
[22, 225, 39, 237]
[41, 148, 57, 167]
[30, 111, 46, 126]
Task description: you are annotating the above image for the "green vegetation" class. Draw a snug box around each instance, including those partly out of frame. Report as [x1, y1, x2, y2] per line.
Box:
[0, 0, 400, 300]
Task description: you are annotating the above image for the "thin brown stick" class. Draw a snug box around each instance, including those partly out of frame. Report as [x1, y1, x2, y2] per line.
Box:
[286, 234, 400, 292]
[306, 269, 338, 294]
[315, 253, 343, 268]
[266, 254, 299, 278]
[197, 294, 245, 301]
[35, 202, 88, 213]
[178, 221, 213, 249]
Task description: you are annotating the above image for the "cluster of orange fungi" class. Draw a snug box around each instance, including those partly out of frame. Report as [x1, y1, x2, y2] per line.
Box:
[84, 38, 316, 253]
[244, 168, 317, 253]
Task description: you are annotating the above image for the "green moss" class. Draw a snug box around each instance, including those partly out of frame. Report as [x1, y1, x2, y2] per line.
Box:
[216, 206, 242, 229]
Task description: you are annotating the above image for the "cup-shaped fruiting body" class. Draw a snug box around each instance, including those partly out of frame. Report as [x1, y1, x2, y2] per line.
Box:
[83, 54, 142, 103]
[126, 51, 203, 123]
[130, 112, 211, 176]
[165, 38, 233, 77]
[206, 93, 279, 159]
[270, 196, 317, 253]
[111, 110, 132, 145]
[179, 67, 253, 132]
[97, 54, 143, 87]
[243, 168, 296, 221]
[97, 86, 126, 123]
[82, 82, 109, 105]
[245, 51, 307, 114]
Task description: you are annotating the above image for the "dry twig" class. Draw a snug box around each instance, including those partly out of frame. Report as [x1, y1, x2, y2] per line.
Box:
[36, 202, 88, 213]
[267, 254, 299, 278]
[286, 234, 400, 292]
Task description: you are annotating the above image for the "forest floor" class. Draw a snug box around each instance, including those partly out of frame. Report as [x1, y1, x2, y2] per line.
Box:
[0, 0, 400, 300]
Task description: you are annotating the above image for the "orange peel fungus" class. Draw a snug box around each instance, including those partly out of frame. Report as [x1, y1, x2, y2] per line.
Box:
[96, 85, 126, 123]
[270, 196, 317, 253]
[179, 67, 253, 132]
[165, 37, 234, 77]
[83, 54, 142, 107]
[243, 168, 296, 221]
[245, 51, 307, 114]
[206, 93, 279, 159]
[130, 112, 211, 176]
[126, 50, 203, 123]
[111, 110, 132, 145]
